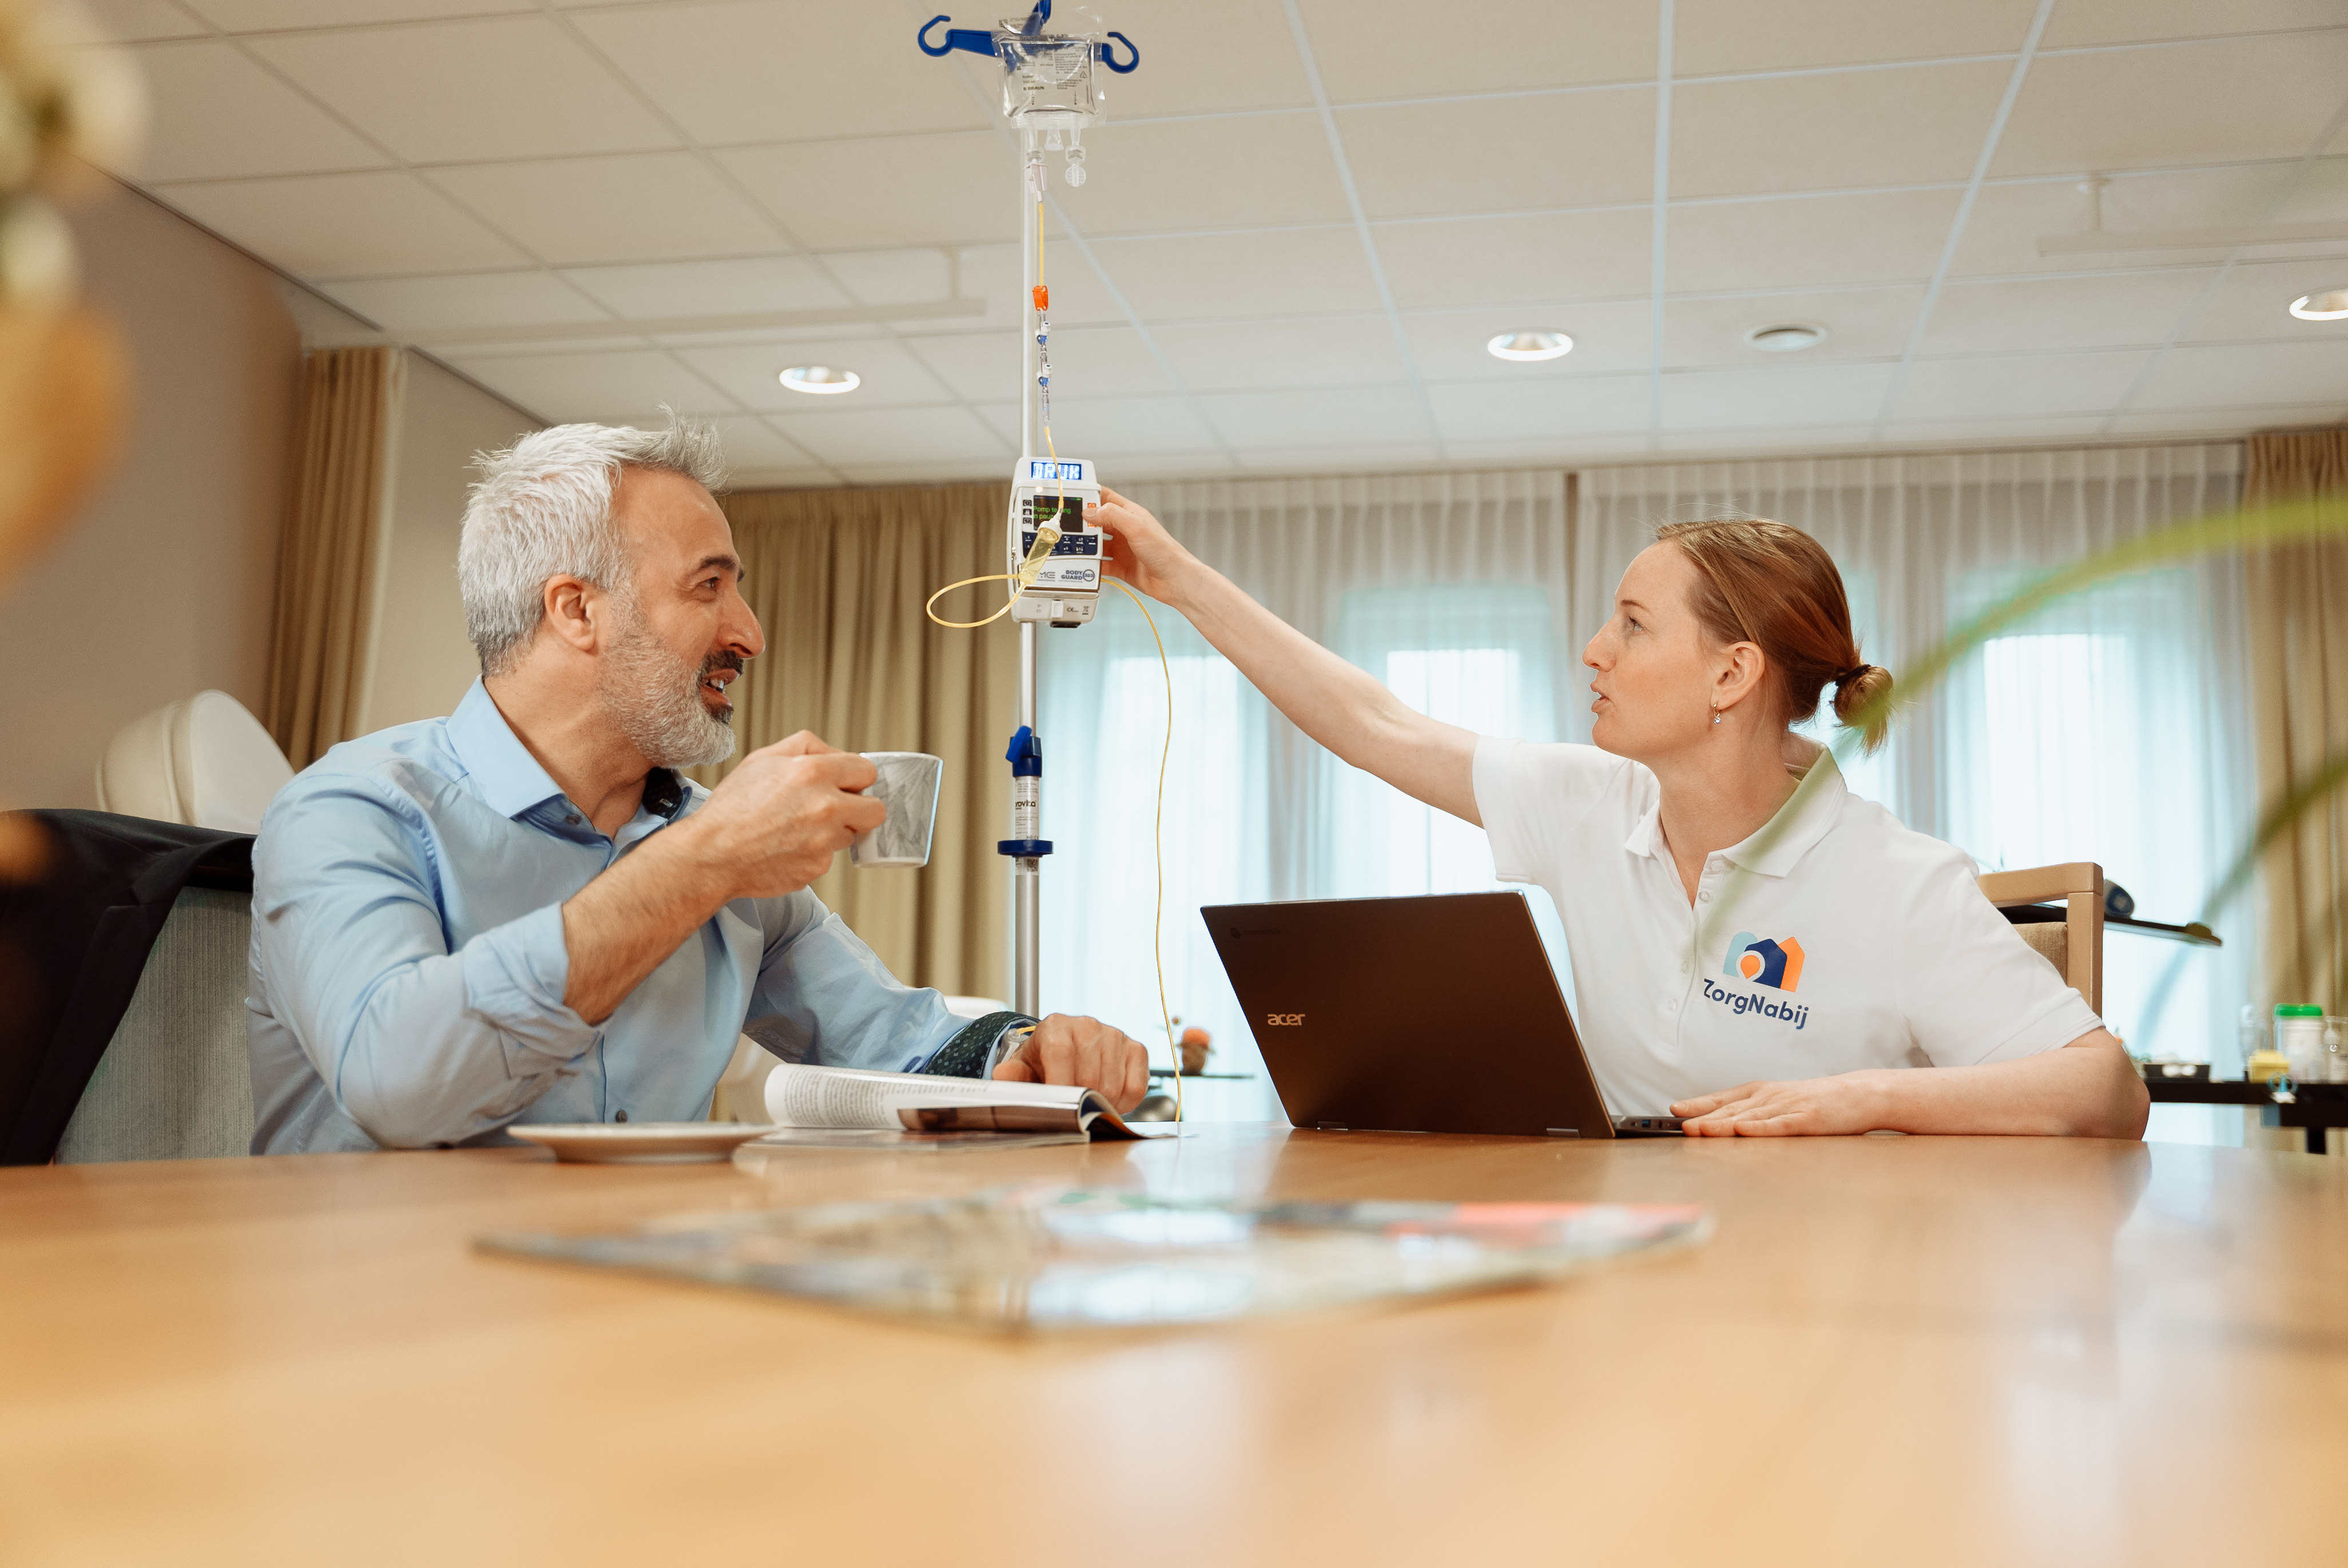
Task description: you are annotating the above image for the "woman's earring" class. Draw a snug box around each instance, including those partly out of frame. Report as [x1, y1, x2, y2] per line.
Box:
[1711, 702, 1722, 727]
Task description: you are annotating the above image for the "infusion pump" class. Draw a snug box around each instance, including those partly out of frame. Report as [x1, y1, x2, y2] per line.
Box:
[1006, 457, 1102, 626]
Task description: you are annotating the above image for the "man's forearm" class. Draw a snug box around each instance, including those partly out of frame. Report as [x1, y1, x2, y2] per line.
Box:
[562, 821, 732, 1023]
[1867, 1034, 2150, 1138]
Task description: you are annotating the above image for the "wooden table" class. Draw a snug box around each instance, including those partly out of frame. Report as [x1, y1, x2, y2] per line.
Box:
[5, 1128, 2344, 1567]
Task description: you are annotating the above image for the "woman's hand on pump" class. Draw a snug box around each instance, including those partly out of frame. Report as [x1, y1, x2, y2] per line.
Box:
[1089, 485, 1198, 606]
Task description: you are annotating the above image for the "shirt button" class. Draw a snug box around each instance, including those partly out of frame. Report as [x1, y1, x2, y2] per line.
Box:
[566, 814, 581, 825]
[1666, 998, 1679, 1011]
[1698, 890, 1713, 903]
[1679, 960, 1690, 973]
[614, 1109, 629, 1123]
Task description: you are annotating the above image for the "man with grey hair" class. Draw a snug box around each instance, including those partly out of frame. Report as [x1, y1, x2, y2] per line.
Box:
[246, 420, 1147, 1153]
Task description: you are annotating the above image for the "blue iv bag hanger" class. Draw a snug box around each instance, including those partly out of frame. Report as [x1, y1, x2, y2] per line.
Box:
[917, 2, 1139, 73]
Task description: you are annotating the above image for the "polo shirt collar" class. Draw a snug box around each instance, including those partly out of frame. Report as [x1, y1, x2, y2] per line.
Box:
[1618, 742, 1848, 876]
[446, 680, 569, 821]
[1722, 744, 1848, 878]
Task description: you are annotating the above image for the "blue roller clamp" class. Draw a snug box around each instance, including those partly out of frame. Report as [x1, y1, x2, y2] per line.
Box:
[918, 1, 1139, 73]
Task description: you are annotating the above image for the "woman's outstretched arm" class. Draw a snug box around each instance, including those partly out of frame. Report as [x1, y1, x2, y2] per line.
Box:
[1091, 485, 1482, 825]
[1668, 1028, 2150, 1139]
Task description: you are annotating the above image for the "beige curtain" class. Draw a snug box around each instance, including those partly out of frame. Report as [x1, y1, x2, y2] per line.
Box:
[2244, 428, 2348, 1010]
[696, 481, 1015, 998]
[264, 345, 405, 768]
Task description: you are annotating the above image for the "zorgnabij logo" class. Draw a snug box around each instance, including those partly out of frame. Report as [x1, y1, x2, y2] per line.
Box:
[1722, 931, 1805, 992]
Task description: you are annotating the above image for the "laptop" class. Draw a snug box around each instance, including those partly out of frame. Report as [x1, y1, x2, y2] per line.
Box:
[1199, 892, 1682, 1139]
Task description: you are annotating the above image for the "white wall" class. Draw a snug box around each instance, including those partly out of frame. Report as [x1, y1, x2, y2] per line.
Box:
[0, 185, 297, 809]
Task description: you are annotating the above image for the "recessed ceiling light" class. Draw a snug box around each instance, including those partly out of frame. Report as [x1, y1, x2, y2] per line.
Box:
[1487, 330, 1572, 361]
[779, 364, 860, 394]
[1745, 323, 1826, 353]
[2289, 288, 2348, 321]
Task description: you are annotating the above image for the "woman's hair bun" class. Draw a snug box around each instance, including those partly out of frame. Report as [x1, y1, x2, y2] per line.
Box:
[1831, 663, 1894, 755]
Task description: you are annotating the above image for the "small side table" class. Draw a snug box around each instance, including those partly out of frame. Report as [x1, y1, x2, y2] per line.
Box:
[2142, 1074, 2346, 1153]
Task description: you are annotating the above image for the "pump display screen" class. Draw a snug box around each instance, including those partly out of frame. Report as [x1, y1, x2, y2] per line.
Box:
[1026, 460, 1085, 483]
[1028, 494, 1086, 528]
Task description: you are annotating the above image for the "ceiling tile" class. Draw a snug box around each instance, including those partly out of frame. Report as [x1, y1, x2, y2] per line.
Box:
[1915, 271, 2219, 355]
[569, 2, 991, 144]
[1296, 0, 1659, 100]
[1231, 443, 1446, 473]
[1659, 361, 1896, 428]
[1194, 385, 1429, 447]
[184, 0, 527, 27]
[87, 1, 209, 42]
[975, 394, 1219, 455]
[828, 249, 956, 308]
[429, 154, 782, 264]
[248, 16, 676, 164]
[2040, 0, 2348, 49]
[321, 269, 606, 331]
[1674, 0, 2040, 75]
[1087, 228, 1384, 321]
[2180, 257, 2348, 343]
[1887, 350, 2154, 419]
[1338, 91, 1656, 218]
[1874, 416, 2113, 444]
[126, 41, 390, 180]
[1667, 189, 1961, 291]
[1663, 287, 1923, 367]
[1426, 375, 1652, 442]
[1654, 424, 1881, 454]
[558, 257, 849, 320]
[769, 406, 1010, 466]
[2129, 340, 2348, 409]
[717, 132, 1006, 251]
[672, 337, 953, 412]
[1991, 33, 2348, 179]
[1090, 0, 1314, 117]
[1945, 165, 2344, 278]
[1152, 316, 1409, 392]
[1052, 113, 1352, 236]
[1405, 300, 1654, 379]
[151, 170, 529, 274]
[442, 347, 736, 423]
[702, 415, 828, 480]
[1097, 452, 1242, 481]
[2105, 404, 2348, 437]
[1375, 208, 1653, 309]
[1671, 61, 2012, 200]
[908, 326, 1174, 401]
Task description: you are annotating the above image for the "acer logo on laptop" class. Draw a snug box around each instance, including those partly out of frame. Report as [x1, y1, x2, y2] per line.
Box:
[1265, 1012, 1306, 1026]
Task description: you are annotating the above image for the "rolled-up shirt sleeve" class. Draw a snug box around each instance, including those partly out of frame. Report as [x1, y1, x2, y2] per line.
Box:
[742, 892, 964, 1074]
[251, 777, 595, 1148]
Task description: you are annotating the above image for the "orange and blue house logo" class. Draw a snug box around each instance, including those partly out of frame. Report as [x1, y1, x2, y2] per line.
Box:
[1722, 931, 1805, 992]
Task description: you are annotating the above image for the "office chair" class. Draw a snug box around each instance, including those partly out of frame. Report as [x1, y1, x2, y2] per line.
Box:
[94, 690, 294, 834]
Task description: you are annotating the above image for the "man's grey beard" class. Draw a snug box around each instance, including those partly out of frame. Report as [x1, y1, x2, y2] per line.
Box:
[599, 600, 740, 769]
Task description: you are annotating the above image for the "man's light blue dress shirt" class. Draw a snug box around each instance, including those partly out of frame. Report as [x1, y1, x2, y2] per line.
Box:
[247, 680, 964, 1154]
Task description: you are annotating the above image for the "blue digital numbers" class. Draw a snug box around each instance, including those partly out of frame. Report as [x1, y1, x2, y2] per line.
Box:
[1025, 459, 1085, 483]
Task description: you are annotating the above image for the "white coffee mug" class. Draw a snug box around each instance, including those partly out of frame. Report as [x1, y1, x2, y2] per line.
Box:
[851, 752, 944, 869]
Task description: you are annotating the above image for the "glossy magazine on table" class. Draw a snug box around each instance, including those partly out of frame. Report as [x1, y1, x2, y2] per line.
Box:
[478, 1186, 1712, 1332]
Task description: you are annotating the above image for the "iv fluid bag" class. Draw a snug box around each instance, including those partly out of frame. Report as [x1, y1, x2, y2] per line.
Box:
[995, 6, 1105, 127]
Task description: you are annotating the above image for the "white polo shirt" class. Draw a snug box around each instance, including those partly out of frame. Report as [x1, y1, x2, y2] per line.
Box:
[1473, 735, 2105, 1116]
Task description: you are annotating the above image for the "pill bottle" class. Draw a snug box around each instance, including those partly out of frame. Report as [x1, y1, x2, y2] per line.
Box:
[2275, 1005, 2326, 1084]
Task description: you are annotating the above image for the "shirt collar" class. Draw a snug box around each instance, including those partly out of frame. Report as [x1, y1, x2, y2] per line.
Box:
[1619, 742, 1848, 877]
[1722, 744, 1848, 878]
[446, 680, 695, 828]
[446, 680, 567, 821]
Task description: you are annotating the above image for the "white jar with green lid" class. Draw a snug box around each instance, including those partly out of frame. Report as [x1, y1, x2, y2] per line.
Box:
[2276, 1005, 2327, 1082]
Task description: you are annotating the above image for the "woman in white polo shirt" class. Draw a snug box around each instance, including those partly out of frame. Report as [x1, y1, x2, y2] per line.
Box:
[1089, 488, 2148, 1139]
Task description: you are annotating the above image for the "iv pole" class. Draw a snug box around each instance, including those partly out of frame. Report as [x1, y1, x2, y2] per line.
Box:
[1013, 129, 1043, 1015]
[917, 7, 1138, 1020]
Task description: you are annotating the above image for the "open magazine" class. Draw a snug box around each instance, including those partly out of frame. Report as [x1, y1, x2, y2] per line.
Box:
[758, 1061, 1143, 1141]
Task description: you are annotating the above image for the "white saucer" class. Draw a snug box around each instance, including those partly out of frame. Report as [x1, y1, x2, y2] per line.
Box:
[508, 1123, 776, 1164]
